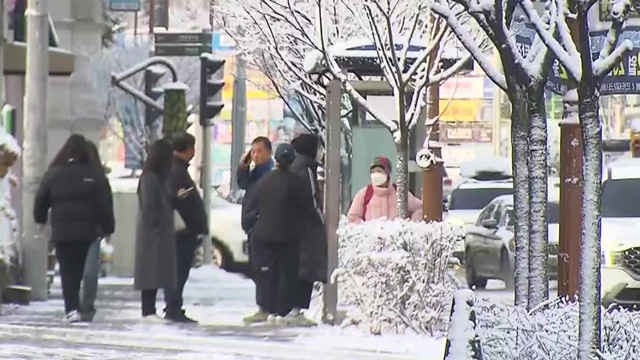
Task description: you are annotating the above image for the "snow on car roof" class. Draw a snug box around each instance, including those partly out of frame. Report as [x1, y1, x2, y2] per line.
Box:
[456, 180, 514, 189]
[459, 156, 512, 179]
[607, 157, 640, 180]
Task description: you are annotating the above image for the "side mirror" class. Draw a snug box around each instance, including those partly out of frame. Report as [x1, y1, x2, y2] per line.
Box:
[482, 219, 498, 229]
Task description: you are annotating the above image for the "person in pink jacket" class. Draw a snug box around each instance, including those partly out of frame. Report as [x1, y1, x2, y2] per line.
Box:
[348, 156, 423, 223]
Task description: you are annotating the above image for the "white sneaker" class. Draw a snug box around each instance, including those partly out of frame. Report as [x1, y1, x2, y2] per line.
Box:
[266, 314, 278, 325]
[275, 315, 290, 326]
[64, 310, 81, 323]
[286, 312, 317, 327]
[141, 314, 164, 323]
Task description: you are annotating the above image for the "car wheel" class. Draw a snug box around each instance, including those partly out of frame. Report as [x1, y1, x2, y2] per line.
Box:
[211, 239, 232, 270]
[465, 253, 487, 289]
[501, 249, 514, 290]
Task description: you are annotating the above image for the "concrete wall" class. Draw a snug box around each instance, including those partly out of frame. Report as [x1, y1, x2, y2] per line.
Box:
[49, 0, 104, 161]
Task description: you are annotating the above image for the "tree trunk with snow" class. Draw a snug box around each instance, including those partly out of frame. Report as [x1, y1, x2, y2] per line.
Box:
[527, 85, 549, 310]
[395, 129, 410, 219]
[576, 9, 603, 359]
[507, 84, 530, 308]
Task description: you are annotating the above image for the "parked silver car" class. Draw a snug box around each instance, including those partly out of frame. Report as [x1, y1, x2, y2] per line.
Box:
[464, 196, 559, 289]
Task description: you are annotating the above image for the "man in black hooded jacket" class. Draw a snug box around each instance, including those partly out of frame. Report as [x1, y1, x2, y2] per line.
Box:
[165, 132, 209, 323]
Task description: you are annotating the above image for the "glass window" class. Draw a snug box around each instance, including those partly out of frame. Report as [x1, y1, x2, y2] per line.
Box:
[602, 179, 640, 217]
[503, 202, 559, 226]
[449, 187, 513, 210]
[476, 204, 496, 226]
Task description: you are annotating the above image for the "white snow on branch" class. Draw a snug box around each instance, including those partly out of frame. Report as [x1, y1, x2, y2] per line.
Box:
[519, 0, 582, 82]
[431, 1, 507, 91]
[334, 219, 463, 335]
[593, 40, 633, 78]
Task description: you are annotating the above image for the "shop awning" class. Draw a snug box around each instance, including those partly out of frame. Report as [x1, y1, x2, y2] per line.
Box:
[4, 42, 74, 76]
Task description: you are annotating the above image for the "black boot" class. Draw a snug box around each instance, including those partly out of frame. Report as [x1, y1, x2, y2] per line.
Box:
[165, 309, 197, 323]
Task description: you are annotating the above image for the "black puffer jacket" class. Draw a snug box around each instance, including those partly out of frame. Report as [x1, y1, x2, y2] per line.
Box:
[251, 169, 317, 244]
[290, 154, 328, 283]
[34, 162, 115, 242]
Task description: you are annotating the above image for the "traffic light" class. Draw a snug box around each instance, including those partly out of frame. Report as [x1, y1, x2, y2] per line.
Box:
[200, 54, 225, 126]
[631, 132, 640, 158]
[144, 66, 166, 127]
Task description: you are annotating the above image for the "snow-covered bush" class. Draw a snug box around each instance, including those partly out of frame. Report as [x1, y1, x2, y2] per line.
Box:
[334, 219, 463, 335]
[473, 296, 640, 359]
[0, 129, 20, 290]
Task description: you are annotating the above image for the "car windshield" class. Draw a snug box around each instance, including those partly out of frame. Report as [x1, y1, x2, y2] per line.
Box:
[449, 187, 513, 210]
[601, 178, 640, 217]
[505, 202, 559, 226]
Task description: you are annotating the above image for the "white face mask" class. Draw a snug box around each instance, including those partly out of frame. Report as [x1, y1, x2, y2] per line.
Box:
[370, 172, 388, 187]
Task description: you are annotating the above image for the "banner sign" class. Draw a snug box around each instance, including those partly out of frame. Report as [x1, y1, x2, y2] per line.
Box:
[513, 20, 640, 95]
[109, 0, 140, 11]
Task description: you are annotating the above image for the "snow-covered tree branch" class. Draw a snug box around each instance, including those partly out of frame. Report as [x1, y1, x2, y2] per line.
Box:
[220, 0, 477, 218]
[433, 0, 559, 309]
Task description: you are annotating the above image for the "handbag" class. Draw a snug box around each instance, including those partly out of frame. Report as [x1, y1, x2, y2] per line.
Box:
[175, 210, 186, 231]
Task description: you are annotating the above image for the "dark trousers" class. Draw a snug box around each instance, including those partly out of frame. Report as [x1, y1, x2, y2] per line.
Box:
[141, 289, 158, 316]
[296, 280, 314, 310]
[55, 241, 92, 314]
[164, 232, 199, 315]
[253, 240, 298, 316]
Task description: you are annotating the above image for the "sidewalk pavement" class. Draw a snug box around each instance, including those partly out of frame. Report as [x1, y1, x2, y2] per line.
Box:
[0, 267, 444, 359]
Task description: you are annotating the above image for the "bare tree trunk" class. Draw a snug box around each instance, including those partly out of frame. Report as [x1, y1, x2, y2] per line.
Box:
[508, 84, 530, 308]
[576, 11, 602, 359]
[527, 86, 549, 309]
[577, 91, 602, 359]
[396, 128, 410, 219]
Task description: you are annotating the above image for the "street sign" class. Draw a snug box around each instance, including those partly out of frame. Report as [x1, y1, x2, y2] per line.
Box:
[154, 32, 213, 57]
[154, 32, 213, 45]
[109, 0, 140, 11]
[211, 32, 236, 51]
[154, 44, 212, 57]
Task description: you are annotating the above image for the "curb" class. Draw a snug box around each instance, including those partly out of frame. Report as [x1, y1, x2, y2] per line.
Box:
[0, 323, 425, 360]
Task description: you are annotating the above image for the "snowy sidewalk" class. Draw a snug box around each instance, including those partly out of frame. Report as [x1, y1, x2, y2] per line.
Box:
[0, 267, 445, 359]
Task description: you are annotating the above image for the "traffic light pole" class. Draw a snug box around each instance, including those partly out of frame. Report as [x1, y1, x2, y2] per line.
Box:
[230, 57, 247, 195]
[199, 54, 226, 266]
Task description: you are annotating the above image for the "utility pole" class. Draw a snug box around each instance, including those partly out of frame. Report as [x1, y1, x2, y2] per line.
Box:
[230, 56, 247, 194]
[0, 0, 6, 111]
[149, 0, 155, 35]
[322, 79, 341, 324]
[22, 0, 50, 301]
[422, 16, 444, 222]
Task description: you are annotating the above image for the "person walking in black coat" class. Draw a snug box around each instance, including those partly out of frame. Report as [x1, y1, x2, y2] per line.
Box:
[250, 143, 319, 325]
[79, 140, 110, 322]
[34, 134, 115, 323]
[134, 139, 177, 320]
[164, 132, 209, 323]
[289, 134, 328, 326]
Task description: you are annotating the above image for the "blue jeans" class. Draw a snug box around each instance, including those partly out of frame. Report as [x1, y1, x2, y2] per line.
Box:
[80, 239, 101, 315]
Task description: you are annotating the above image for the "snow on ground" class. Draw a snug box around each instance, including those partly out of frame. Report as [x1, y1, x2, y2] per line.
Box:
[0, 266, 445, 359]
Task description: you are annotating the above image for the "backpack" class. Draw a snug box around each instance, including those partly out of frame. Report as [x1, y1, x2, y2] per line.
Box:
[362, 183, 397, 219]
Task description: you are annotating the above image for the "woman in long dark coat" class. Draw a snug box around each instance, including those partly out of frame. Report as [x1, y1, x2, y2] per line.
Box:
[134, 139, 177, 319]
[290, 134, 327, 326]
